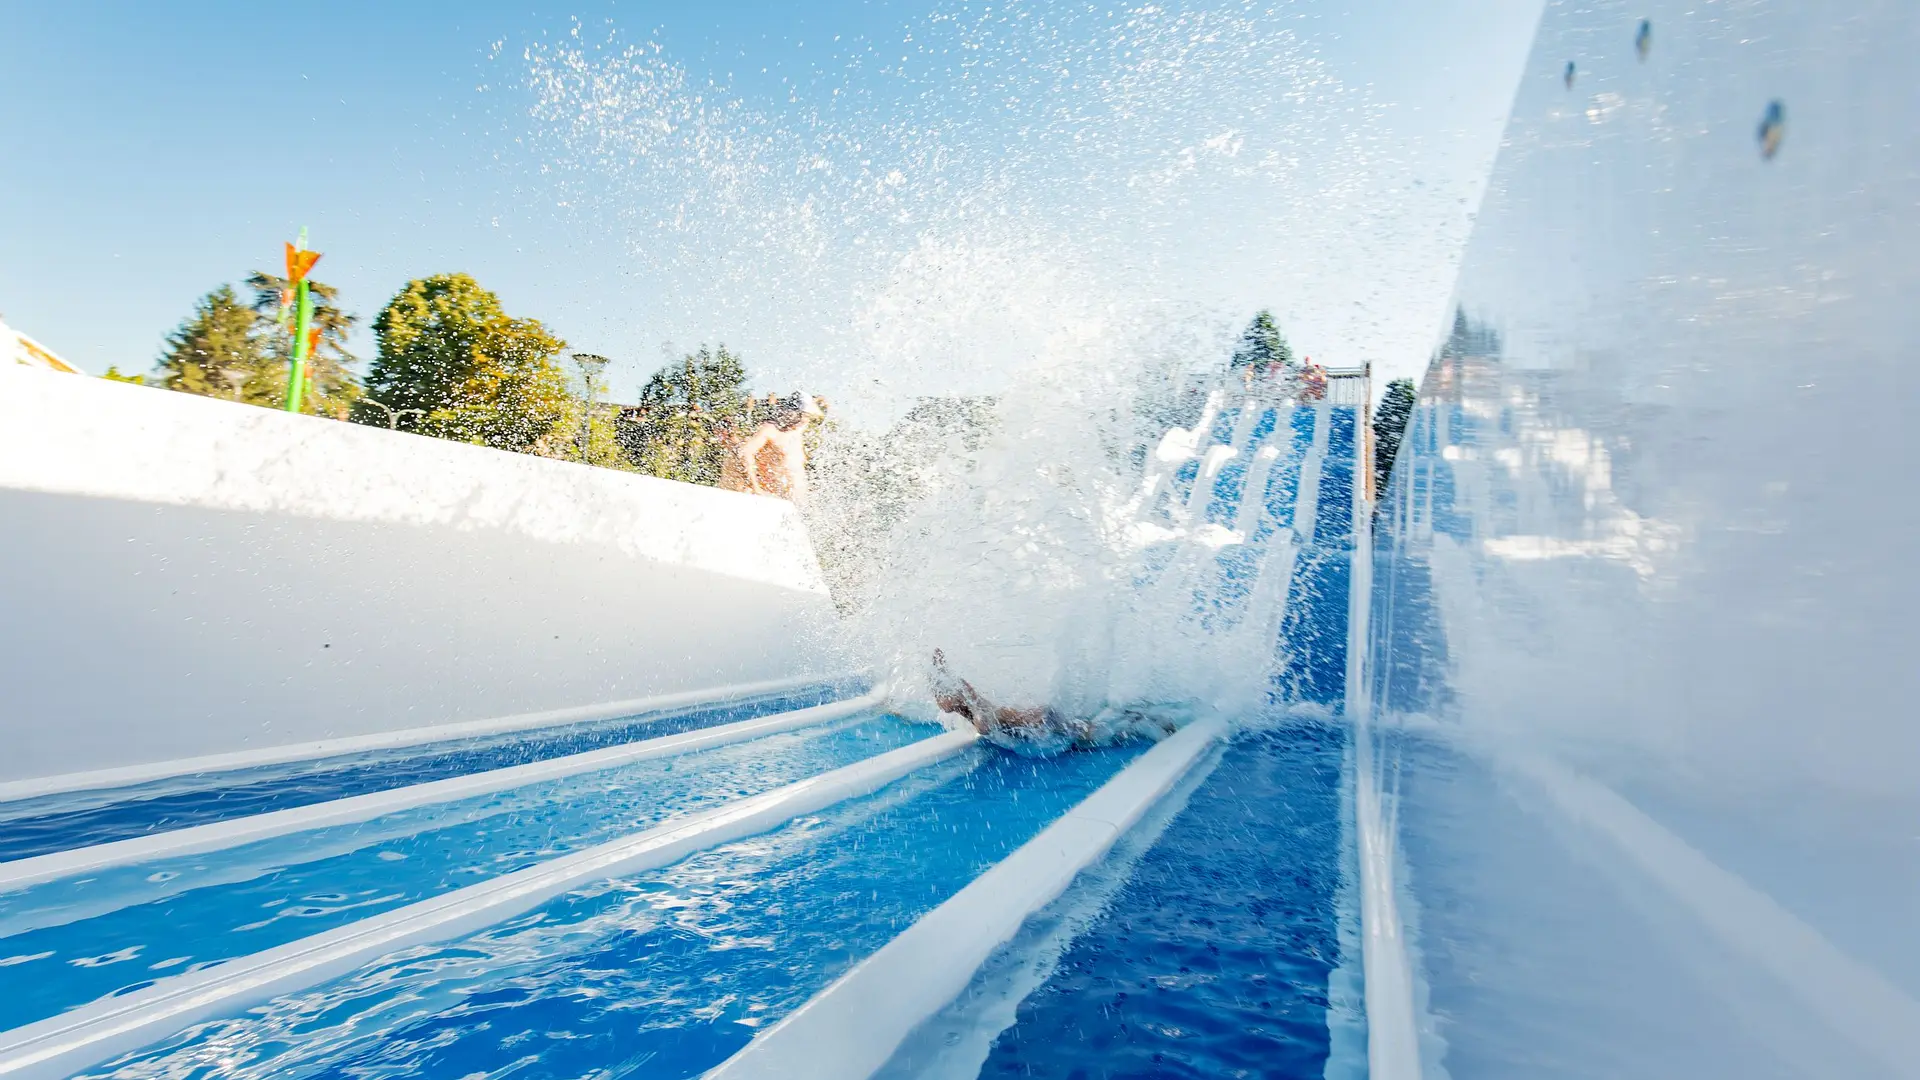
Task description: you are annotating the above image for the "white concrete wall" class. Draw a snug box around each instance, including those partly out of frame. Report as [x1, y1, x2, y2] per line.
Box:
[1367, 1, 1920, 1075]
[0, 365, 844, 784]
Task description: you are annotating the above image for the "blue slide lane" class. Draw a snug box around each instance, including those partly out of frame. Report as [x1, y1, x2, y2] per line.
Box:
[1251, 407, 1317, 544]
[1200, 407, 1314, 625]
[977, 722, 1347, 1080]
[1203, 406, 1276, 527]
[1276, 407, 1357, 705]
[83, 745, 1144, 1080]
[0, 714, 922, 1031]
[0, 681, 861, 861]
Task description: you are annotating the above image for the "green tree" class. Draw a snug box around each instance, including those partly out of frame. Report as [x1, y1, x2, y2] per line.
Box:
[156, 285, 270, 400]
[1230, 310, 1293, 370]
[245, 271, 362, 418]
[358, 273, 572, 453]
[618, 345, 751, 484]
[100, 366, 146, 385]
[1372, 377, 1417, 496]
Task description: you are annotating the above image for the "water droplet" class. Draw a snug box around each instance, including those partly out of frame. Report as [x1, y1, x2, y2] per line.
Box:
[1564, 61, 1576, 89]
[1635, 19, 1652, 61]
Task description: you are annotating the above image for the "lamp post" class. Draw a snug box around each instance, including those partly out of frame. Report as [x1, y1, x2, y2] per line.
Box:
[572, 353, 610, 465]
[361, 400, 424, 430]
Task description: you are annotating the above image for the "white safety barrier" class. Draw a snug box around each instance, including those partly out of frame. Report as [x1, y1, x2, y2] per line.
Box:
[705, 714, 1227, 1080]
[0, 691, 884, 893]
[0, 674, 860, 804]
[0, 729, 977, 1080]
[0, 365, 841, 784]
[1507, 753, 1920, 1077]
[1343, 422, 1423, 1080]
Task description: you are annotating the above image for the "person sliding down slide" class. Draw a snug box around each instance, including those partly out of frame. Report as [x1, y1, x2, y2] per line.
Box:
[930, 649, 1183, 758]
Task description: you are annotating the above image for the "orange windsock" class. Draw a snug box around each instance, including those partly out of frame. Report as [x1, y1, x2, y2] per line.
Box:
[284, 242, 323, 285]
[306, 326, 323, 355]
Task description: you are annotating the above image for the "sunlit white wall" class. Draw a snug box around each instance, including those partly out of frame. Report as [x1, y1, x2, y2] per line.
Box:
[0, 368, 839, 784]
[1368, 1, 1920, 1076]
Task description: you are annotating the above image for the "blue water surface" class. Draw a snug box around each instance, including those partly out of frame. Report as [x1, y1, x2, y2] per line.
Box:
[978, 721, 1347, 1080]
[84, 744, 1142, 1080]
[0, 713, 921, 1031]
[0, 681, 861, 861]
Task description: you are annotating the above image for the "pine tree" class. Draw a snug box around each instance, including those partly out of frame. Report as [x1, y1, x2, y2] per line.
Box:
[1230, 310, 1294, 370]
[358, 273, 572, 454]
[156, 285, 269, 400]
[619, 345, 752, 484]
[1372, 378, 1418, 496]
[245, 271, 362, 418]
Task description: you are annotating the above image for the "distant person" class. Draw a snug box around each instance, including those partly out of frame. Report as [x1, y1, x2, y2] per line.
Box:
[1299, 357, 1327, 402]
[723, 392, 824, 505]
[929, 649, 1181, 757]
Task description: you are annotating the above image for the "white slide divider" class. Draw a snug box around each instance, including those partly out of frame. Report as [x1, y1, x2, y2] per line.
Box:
[705, 713, 1229, 1080]
[0, 730, 977, 1080]
[1344, 419, 1423, 1080]
[0, 692, 886, 893]
[1292, 404, 1331, 545]
[0, 672, 862, 805]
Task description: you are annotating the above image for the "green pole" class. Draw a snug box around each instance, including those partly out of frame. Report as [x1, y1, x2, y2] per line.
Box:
[285, 278, 312, 413]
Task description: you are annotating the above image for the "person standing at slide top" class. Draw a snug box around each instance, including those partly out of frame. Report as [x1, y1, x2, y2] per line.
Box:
[721, 392, 824, 505]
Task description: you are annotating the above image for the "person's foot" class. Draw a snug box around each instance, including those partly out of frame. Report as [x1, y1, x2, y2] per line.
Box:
[929, 649, 964, 699]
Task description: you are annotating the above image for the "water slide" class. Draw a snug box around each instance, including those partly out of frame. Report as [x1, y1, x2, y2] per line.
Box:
[0, 363, 1369, 1078]
[5, 2, 1915, 1078]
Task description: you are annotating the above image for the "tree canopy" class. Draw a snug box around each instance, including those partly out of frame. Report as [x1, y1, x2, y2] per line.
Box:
[619, 345, 752, 484]
[246, 271, 361, 418]
[156, 285, 270, 399]
[1230, 310, 1294, 370]
[1372, 377, 1418, 496]
[359, 273, 572, 453]
[154, 278, 361, 415]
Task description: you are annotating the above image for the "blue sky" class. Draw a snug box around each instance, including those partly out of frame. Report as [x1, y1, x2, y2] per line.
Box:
[0, 0, 1541, 417]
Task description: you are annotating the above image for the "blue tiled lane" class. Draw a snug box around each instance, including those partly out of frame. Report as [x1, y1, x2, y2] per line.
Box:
[978, 722, 1348, 1080]
[0, 681, 862, 860]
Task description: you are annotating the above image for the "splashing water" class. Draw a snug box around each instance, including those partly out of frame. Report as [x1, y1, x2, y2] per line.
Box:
[506, 2, 1459, 719]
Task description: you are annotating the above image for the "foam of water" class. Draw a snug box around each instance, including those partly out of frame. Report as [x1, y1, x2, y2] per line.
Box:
[510, 5, 1401, 412]
[509, 3, 1418, 717]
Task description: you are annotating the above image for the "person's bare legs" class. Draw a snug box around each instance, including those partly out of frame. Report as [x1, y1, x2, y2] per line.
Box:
[931, 649, 994, 735]
[931, 650, 1060, 738]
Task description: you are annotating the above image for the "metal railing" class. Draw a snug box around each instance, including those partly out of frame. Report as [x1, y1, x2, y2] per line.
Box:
[1322, 364, 1372, 406]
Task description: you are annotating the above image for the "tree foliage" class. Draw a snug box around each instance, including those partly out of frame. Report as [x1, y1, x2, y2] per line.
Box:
[155, 279, 361, 415]
[1372, 377, 1418, 496]
[156, 285, 271, 399]
[1230, 309, 1294, 370]
[359, 273, 572, 453]
[245, 271, 362, 418]
[618, 345, 751, 484]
